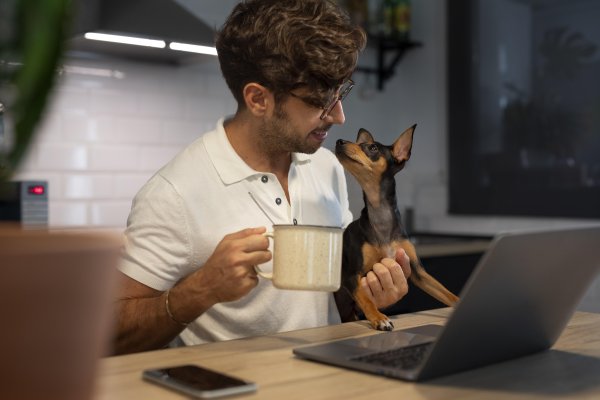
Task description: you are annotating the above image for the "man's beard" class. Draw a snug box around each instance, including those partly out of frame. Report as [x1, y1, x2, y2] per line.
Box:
[259, 106, 325, 155]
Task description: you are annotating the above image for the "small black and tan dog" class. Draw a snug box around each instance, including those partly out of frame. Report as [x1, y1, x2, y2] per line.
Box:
[334, 125, 459, 331]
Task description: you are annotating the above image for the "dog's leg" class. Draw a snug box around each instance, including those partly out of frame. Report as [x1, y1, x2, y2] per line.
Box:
[410, 264, 459, 306]
[396, 239, 460, 307]
[354, 278, 394, 331]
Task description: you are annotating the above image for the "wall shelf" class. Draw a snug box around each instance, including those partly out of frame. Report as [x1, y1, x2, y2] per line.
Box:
[355, 36, 422, 91]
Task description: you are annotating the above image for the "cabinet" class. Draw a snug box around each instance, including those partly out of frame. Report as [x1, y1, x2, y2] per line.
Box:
[387, 252, 484, 314]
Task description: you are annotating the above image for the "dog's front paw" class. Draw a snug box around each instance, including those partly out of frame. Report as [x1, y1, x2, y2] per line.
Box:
[371, 316, 394, 331]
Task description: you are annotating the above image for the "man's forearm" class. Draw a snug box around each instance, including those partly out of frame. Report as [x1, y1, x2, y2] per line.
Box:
[112, 293, 185, 355]
[112, 273, 220, 355]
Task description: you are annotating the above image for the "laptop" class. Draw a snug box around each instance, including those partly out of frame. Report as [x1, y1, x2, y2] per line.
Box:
[293, 226, 600, 381]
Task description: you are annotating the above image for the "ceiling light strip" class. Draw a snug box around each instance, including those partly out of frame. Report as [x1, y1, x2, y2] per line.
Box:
[84, 32, 166, 48]
[169, 42, 218, 56]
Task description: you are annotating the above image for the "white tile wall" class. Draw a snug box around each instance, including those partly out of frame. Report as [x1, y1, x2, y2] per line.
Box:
[13, 56, 233, 229]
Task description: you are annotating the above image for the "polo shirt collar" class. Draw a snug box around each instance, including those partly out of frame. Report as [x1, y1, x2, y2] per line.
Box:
[205, 118, 311, 185]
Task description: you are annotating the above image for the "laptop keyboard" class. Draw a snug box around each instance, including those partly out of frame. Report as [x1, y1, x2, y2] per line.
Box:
[350, 342, 434, 370]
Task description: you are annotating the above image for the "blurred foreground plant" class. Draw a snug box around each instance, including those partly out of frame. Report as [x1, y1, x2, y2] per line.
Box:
[0, 0, 72, 181]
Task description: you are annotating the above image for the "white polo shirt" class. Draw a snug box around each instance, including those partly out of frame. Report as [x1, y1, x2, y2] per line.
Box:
[120, 118, 353, 345]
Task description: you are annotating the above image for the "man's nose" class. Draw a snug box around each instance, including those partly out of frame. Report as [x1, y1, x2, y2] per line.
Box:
[324, 100, 345, 124]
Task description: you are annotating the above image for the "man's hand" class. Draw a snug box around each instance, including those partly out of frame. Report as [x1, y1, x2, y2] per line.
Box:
[166, 227, 272, 327]
[360, 248, 412, 309]
[187, 227, 272, 305]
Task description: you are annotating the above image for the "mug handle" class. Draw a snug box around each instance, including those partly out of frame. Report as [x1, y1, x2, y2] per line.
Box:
[254, 232, 274, 279]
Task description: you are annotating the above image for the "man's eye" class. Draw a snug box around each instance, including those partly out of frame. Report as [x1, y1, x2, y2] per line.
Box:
[312, 98, 329, 108]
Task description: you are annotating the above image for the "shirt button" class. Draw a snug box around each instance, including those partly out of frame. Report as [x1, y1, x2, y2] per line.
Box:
[275, 198, 282, 205]
[261, 175, 268, 183]
[293, 218, 298, 225]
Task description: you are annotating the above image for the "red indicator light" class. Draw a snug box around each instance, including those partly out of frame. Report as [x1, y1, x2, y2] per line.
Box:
[28, 185, 45, 195]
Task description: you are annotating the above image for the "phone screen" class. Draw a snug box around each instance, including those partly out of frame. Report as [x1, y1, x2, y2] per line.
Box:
[143, 364, 257, 398]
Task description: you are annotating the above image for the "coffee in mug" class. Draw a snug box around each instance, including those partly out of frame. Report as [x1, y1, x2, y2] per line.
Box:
[254, 224, 343, 291]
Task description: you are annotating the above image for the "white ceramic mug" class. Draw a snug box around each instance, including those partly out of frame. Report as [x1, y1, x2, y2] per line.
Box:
[254, 224, 343, 291]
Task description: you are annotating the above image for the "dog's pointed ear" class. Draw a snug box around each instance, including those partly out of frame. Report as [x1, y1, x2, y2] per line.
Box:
[356, 128, 375, 144]
[392, 124, 417, 163]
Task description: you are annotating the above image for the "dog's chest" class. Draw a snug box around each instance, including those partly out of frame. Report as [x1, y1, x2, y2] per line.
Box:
[360, 242, 399, 273]
[355, 209, 402, 272]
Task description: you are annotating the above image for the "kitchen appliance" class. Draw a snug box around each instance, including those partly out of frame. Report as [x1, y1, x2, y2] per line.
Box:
[0, 180, 48, 227]
[68, 0, 217, 65]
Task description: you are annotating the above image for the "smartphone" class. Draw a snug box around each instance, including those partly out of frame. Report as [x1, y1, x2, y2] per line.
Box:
[142, 364, 257, 398]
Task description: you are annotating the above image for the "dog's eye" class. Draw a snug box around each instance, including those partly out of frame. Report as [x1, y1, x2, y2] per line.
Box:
[368, 144, 378, 152]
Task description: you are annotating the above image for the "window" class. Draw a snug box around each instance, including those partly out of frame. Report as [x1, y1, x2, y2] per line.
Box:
[448, 0, 600, 218]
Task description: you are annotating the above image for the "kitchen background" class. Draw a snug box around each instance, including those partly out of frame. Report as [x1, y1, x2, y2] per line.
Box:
[9, 0, 600, 310]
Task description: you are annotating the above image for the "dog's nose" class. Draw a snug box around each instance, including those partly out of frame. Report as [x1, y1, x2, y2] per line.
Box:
[336, 139, 345, 146]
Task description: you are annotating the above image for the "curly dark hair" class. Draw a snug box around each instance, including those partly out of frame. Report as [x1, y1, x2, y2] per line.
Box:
[216, 0, 366, 108]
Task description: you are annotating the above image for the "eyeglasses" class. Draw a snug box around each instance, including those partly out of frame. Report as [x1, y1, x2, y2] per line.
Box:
[289, 79, 355, 120]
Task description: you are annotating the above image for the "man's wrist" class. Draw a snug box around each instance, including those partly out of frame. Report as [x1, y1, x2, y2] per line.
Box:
[164, 288, 192, 326]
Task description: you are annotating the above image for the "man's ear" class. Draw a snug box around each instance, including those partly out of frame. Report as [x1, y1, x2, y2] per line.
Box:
[243, 83, 272, 117]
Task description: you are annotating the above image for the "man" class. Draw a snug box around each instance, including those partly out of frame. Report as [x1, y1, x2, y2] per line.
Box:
[115, 0, 411, 355]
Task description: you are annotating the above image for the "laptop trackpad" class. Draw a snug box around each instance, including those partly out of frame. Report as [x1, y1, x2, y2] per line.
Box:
[331, 326, 438, 357]
[293, 324, 443, 361]
[400, 323, 444, 339]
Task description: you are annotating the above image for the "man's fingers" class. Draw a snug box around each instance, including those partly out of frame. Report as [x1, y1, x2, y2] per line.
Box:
[222, 228, 270, 256]
[367, 270, 384, 293]
[366, 258, 410, 309]
[360, 276, 375, 301]
[226, 226, 267, 240]
[396, 248, 411, 279]
[372, 262, 394, 289]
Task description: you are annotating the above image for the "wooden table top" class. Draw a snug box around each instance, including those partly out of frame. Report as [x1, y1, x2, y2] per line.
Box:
[94, 308, 600, 399]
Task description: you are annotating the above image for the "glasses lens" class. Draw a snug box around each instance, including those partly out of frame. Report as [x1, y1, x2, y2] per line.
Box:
[320, 80, 354, 119]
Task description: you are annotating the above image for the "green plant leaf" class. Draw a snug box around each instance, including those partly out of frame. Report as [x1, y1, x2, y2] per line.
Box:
[0, 0, 72, 181]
